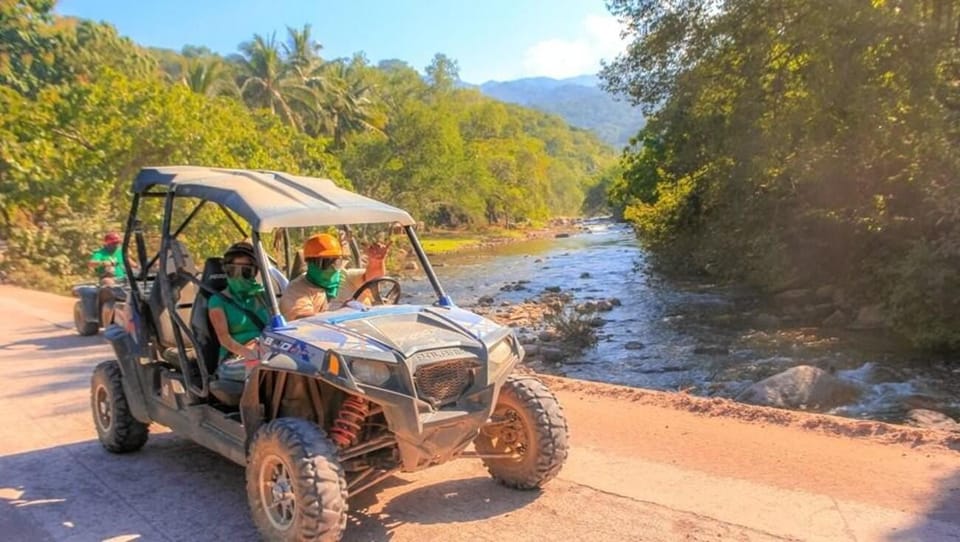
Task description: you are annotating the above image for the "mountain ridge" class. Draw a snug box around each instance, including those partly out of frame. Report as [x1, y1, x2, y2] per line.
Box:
[469, 74, 644, 148]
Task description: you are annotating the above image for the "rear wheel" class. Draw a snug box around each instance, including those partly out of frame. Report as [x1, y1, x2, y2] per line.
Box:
[74, 301, 99, 336]
[475, 375, 569, 489]
[90, 360, 149, 452]
[247, 418, 348, 542]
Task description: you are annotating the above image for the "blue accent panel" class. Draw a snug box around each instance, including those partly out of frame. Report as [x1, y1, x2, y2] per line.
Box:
[270, 314, 294, 331]
[438, 295, 455, 307]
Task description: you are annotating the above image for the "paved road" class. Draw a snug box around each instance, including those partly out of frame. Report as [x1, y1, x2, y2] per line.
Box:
[1, 286, 958, 541]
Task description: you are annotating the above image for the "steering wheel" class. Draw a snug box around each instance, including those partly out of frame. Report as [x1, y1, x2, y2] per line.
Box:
[351, 277, 402, 306]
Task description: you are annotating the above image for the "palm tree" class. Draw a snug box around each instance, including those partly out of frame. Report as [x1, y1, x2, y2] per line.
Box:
[236, 33, 311, 129]
[180, 57, 237, 97]
[317, 56, 384, 147]
[283, 24, 322, 80]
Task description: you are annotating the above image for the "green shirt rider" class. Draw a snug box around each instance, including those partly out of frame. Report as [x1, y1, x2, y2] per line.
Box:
[208, 241, 270, 383]
[88, 231, 127, 283]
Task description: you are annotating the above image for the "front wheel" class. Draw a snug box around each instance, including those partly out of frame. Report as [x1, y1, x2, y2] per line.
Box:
[74, 301, 99, 336]
[246, 418, 348, 542]
[90, 360, 149, 453]
[475, 375, 569, 489]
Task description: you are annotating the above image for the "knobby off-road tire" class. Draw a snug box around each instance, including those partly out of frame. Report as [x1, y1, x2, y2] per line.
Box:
[476, 375, 569, 489]
[74, 301, 99, 336]
[246, 418, 348, 542]
[90, 360, 149, 453]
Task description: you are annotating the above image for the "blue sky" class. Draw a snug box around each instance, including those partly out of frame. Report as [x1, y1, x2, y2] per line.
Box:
[55, 0, 627, 84]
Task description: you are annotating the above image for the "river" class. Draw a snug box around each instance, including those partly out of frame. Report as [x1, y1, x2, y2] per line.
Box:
[404, 220, 960, 424]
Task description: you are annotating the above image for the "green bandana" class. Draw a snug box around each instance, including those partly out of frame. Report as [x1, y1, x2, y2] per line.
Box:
[226, 277, 265, 300]
[306, 261, 343, 298]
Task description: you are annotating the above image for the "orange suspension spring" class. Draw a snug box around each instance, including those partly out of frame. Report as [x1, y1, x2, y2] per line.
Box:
[329, 395, 369, 448]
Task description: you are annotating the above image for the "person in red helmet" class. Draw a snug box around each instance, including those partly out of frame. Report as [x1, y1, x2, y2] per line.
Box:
[280, 232, 390, 321]
[88, 231, 127, 284]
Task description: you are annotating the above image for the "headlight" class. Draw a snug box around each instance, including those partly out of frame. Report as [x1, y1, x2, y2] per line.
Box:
[350, 359, 392, 386]
[488, 338, 516, 366]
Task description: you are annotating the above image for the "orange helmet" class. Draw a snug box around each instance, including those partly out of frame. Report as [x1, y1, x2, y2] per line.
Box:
[104, 231, 121, 245]
[303, 233, 343, 259]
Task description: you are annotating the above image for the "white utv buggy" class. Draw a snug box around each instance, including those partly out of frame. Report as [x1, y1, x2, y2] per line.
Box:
[91, 166, 569, 541]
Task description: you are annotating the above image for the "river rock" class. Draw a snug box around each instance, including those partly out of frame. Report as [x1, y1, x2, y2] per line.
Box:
[849, 304, 886, 330]
[544, 286, 562, 293]
[805, 303, 838, 321]
[822, 310, 850, 328]
[905, 409, 960, 432]
[754, 313, 781, 328]
[580, 272, 591, 279]
[814, 285, 837, 301]
[774, 288, 814, 305]
[624, 341, 645, 350]
[588, 317, 606, 328]
[736, 365, 863, 410]
[575, 301, 596, 314]
[539, 330, 559, 342]
[555, 233, 571, 238]
[595, 299, 614, 312]
[477, 295, 495, 306]
[541, 347, 566, 363]
[694, 345, 730, 355]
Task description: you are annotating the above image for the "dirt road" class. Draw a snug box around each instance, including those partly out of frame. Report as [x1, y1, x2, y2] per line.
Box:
[0, 285, 958, 541]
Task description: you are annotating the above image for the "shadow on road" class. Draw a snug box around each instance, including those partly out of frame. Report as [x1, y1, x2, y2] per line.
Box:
[346, 476, 542, 540]
[0, 432, 541, 541]
[0, 433, 257, 542]
[4, 353, 110, 409]
[0, 328, 104, 352]
[886, 469, 960, 541]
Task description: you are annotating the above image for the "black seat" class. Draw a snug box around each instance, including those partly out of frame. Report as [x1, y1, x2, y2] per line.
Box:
[190, 257, 243, 406]
[147, 241, 199, 368]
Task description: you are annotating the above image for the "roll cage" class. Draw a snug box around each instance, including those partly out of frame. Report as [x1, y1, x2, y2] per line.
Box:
[119, 166, 453, 401]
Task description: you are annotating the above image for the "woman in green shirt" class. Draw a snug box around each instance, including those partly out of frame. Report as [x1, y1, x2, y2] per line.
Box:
[208, 242, 270, 383]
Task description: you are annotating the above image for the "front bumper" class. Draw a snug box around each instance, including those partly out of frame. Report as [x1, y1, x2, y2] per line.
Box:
[362, 378, 504, 472]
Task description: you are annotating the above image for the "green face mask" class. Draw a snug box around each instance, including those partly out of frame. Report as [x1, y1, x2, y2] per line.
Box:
[227, 277, 264, 299]
[306, 261, 343, 297]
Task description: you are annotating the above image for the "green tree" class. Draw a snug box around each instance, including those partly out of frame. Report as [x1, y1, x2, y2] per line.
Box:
[602, 0, 960, 348]
[236, 33, 310, 128]
[425, 53, 460, 93]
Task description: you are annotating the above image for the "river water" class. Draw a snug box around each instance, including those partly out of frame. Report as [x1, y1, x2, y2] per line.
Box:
[404, 220, 960, 424]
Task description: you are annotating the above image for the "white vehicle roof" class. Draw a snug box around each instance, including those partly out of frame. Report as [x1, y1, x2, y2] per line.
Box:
[134, 166, 415, 231]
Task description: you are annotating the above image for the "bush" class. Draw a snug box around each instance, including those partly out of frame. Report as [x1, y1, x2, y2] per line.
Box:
[543, 299, 598, 349]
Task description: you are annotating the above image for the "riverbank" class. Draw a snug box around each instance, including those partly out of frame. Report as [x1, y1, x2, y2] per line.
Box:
[433, 221, 960, 433]
[417, 218, 583, 255]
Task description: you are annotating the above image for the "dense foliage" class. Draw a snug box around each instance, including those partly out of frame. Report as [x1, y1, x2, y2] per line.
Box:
[602, 0, 960, 349]
[0, 1, 615, 291]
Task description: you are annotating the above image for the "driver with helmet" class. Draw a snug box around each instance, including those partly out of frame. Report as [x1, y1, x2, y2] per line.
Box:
[279, 233, 389, 321]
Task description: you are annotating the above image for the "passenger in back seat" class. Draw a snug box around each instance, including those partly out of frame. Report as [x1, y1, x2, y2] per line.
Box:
[208, 242, 269, 383]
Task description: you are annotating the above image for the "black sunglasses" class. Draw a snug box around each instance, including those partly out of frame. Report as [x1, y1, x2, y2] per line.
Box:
[224, 263, 257, 279]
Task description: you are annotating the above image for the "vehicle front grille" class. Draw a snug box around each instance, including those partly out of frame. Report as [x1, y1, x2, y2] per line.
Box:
[413, 358, 475, 406]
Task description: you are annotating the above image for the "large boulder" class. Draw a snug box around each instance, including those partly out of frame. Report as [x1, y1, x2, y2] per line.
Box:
[905, 409, 960, 432]
[849, 304, 886, 330]
[736, 365, 863, 410]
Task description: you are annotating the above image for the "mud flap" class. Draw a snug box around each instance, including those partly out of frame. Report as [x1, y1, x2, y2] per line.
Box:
[104, 326, 152, 424]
